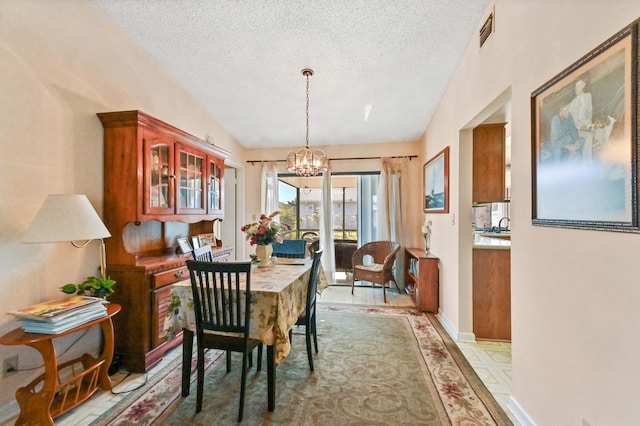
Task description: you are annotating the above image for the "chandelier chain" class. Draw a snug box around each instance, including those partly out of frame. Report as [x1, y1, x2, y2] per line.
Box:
[286, 67, 327, 177]
[305, 73, 310, 148]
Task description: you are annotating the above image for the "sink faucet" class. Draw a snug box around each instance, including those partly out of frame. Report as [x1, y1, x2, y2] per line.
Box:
[498, 217, 511, 232]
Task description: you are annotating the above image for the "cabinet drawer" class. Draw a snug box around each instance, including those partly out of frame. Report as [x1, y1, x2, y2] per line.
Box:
[152, 266, 188, 289]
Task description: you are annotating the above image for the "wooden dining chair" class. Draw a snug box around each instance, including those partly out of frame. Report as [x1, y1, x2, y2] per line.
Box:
[192, 245, 214, 262]
[184, 260, 262, 422]
[289, 249, 323, 371]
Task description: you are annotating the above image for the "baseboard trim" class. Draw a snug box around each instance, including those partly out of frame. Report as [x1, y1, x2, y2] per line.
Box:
[0, 400, 19, 424]
[436, 312, 476, 342]
[508, 395, 536, 426]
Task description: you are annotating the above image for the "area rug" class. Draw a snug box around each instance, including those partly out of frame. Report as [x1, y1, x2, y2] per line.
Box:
[93, 304, 512, 425]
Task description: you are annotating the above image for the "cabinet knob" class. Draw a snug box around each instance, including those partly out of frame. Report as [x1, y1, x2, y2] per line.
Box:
[175, 270, 185, 278]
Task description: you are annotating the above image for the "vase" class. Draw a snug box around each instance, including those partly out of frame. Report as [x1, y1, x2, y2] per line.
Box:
[255, 244, 273, 268]
[423, 231, 431, 253]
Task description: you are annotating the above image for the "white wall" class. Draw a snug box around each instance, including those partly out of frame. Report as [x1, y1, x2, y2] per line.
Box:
[0, 0, 247, 411]
[426, 1, 640, 424]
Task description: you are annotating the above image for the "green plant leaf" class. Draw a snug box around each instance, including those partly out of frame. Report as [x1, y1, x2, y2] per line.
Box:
[60, 284, 78, 294]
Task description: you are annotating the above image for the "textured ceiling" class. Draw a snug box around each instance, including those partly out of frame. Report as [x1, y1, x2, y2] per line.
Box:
[91, 0, 491, 149]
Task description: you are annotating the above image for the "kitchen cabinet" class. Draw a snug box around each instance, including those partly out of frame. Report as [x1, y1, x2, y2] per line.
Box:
[472, 247, 511, 341]
[405, 248, 439, 313]
[473, 123, 506, 203]
[98, 110, 232, 372]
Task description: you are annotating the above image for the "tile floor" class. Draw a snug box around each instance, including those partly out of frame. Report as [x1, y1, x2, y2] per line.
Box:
[7, 283, 517, 425]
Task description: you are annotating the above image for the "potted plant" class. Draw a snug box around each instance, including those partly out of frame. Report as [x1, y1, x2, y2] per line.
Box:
[60, 276, 116, 299]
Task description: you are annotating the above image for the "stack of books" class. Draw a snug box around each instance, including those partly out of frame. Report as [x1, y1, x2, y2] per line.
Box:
[9, 296, 108, 334]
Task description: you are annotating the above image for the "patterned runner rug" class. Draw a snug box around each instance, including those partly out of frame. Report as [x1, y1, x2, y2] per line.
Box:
[92, 304, 512, 425]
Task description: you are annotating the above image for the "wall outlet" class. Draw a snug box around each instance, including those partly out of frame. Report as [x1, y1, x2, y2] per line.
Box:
[3, 355, 18, 379]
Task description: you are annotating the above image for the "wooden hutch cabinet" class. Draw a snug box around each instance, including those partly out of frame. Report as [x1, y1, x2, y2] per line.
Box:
[405, 248, 439, 313]
[98, 110, 231, 372]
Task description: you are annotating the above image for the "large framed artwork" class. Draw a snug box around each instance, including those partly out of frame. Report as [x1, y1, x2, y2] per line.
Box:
[531, 19, 639, 232]
[423, 146, 449, 213]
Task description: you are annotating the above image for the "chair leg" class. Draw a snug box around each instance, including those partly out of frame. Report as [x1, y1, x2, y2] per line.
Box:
[196, 347, 205, 413]
[391, 276, 401, 293]
[238, 351, 248, 422]
[257, 344, 263, 372]
[305, 321, 314, 371]
[351, 276, 356, 295]
[181, 328, 193, 397]
[226, 351, 232, 372]
[382, 282, 387, 303]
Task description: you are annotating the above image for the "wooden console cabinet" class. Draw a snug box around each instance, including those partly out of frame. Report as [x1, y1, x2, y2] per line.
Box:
[473, 248, 511, 341]
[405, 248, 439, 313]
[98, 110, 231, 372]
[0, 304, 120, 425]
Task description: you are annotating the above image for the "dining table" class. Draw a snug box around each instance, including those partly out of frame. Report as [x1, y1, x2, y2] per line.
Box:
[162, 257, 328, 411]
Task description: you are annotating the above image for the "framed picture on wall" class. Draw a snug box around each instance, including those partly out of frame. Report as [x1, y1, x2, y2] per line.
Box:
[423, 146, 450, 213]
[531, 18, 640, 232]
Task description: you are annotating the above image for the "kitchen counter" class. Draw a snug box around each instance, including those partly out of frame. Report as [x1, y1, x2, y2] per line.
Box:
[473, 234, 511, 250]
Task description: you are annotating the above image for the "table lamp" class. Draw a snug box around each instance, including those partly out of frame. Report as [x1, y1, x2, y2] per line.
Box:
[22, 194, 111, 278]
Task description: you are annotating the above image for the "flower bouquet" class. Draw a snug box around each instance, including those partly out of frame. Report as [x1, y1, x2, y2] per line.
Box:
[241, 211, 290, 267]
[421, 221, 432, 253]
[241, 211, 290, 246]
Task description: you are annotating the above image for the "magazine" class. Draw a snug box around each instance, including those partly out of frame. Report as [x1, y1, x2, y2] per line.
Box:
[8, 296, 104, 319]
[19, 304, 108, 334]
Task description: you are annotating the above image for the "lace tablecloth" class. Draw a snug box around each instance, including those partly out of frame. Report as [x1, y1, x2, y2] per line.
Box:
[163, 260, 327, 364]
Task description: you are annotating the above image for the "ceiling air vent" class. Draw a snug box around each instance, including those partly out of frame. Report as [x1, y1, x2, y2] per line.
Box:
[479, 9, 494, 47]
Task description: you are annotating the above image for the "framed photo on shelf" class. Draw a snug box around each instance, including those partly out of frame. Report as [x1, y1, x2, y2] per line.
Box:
[531, 19, 639, 232]
[191, 236, 200, 249]
[176, 237, 192, 255]
[423, 146, 449, 213]
[197, 233, 217, 247]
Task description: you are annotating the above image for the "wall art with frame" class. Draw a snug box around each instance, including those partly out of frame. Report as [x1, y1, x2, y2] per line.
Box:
[423, 146, 450, 213]
[531, 18, 639, 232]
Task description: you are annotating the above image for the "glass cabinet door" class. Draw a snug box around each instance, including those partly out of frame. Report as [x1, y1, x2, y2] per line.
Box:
[208, 156, 223, 213]
[144, 135, 174, 215]
[176, 144, 206, 214]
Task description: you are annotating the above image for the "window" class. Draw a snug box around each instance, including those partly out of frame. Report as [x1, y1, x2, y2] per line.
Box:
[278, 173, 379, 243]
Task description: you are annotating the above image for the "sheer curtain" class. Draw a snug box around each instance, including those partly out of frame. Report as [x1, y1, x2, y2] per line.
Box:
[319, 165, 336, 284]
[260, 162, 279, 215]
[378, 157, 409, 287]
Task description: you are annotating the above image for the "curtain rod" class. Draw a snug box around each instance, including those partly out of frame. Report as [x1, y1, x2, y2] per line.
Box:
[246, 155, 417, 165]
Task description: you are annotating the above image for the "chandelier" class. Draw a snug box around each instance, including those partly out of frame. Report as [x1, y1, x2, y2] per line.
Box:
[287, 68, 328, 176]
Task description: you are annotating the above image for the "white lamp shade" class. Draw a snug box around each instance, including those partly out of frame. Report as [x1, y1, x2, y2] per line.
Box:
[22, 194, 111, 243]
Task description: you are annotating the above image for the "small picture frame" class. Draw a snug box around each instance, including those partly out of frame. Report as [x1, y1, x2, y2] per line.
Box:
[197, 233, 217, 247]
[176, 237, 192, 255]
[423, 146, 450, 213]
[191, 236, 200, 249]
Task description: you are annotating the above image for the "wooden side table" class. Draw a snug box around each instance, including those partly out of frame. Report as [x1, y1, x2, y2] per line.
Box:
[0, 303, 120, 426]
[405, 248, 439, 313]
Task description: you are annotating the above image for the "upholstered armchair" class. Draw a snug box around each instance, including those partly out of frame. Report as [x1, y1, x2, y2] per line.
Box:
[351, 241, 401, 302]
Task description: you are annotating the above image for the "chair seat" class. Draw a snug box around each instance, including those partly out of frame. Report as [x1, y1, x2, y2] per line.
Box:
[354, 263, 384, 272]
